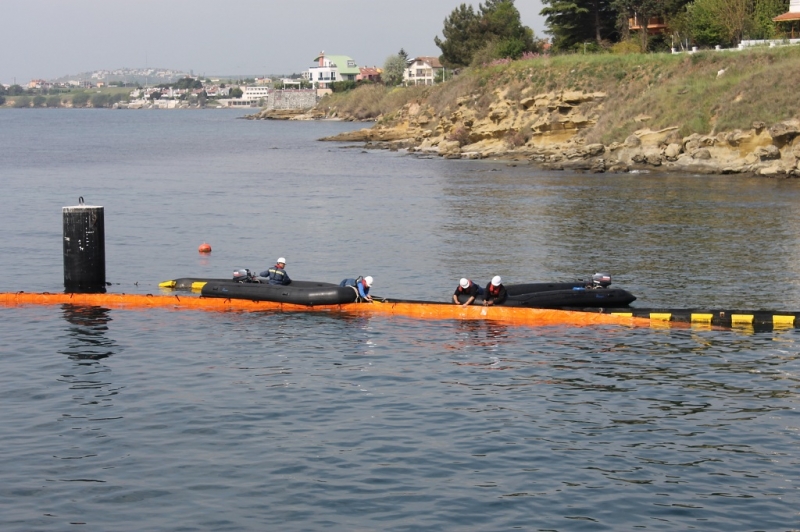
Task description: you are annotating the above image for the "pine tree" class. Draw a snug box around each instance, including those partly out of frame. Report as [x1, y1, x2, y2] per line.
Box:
[541, 0, 619, 51]
[434, 1, 539, 68]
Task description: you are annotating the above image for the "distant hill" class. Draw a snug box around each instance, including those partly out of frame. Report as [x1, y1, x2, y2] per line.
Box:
[48, 69, 288, 86]
[50, 68, 190, 86]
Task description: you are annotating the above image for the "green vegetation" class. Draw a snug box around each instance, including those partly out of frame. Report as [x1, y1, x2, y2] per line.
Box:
[319, 45, 800, 143]
[434, 0, 542, 67]
[382, 51, 408, 86]
[317, 84, 431, 121]
[542, 0, 790, 52]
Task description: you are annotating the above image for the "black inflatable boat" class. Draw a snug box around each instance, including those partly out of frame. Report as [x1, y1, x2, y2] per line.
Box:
[456, 277, 637, 309]
[199, 280, 358, 306]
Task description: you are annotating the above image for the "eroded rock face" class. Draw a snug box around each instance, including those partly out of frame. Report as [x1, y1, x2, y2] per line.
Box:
[768, 120, 800, 144]
[624, 135, 641, 148]
[315, 88, 798, 177]
[754, 145, 781, 161]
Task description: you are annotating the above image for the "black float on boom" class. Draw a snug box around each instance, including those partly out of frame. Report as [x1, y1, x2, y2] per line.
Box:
[63, 197, 106, 293]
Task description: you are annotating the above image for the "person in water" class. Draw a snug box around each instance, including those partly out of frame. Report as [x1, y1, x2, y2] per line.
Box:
[260, 257, 291, 285]
[340, 276, 373, 302]
[483, 275, 507, 306]
[453, 278, 483, 307]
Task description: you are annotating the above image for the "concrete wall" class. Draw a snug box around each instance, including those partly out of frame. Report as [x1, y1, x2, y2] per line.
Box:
[265, 89, 318, 110]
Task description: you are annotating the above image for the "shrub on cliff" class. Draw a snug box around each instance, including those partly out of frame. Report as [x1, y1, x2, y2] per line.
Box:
[318, 84, 429, 121]
[448, 126, 471, 146]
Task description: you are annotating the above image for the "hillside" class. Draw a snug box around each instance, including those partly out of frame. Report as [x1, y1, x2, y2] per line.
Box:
[293, 47, 800, 176]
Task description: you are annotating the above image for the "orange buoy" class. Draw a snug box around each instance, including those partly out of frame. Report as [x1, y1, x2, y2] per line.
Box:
[198, 242, 212, 253]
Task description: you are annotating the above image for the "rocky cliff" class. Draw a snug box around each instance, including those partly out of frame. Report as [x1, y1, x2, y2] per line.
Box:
[257, 47, 800, 177]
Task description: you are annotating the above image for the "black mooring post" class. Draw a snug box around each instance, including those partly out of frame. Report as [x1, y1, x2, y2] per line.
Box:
[63, 197, 106, 293]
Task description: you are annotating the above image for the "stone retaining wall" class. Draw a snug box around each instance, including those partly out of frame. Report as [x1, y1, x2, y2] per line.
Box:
[265, 89, 318, 110]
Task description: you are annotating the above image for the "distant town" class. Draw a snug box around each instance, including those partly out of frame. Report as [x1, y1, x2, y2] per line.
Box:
[0, 53, 444, 110]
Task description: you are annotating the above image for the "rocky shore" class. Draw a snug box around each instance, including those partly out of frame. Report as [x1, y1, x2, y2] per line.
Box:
[317, 89, 800, 177]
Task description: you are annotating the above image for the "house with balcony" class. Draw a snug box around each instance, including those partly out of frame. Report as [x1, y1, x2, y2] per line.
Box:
[303, 52, 360, 93]
[628, 14, 667, 35]
[357, 66, 382, 83]
[774, 0, 800, 38]
[403, 57, 443, 86]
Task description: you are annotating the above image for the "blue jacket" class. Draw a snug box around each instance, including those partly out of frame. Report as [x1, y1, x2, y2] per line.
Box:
[260, 265, 291, 285]
[340, 277, 369, 298]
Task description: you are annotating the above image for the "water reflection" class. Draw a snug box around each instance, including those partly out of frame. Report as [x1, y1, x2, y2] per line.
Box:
[59, 304, 116, 361]
[438, 169, 800, 310]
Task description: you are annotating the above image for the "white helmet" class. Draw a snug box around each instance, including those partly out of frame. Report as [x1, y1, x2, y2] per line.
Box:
[364, 276, 373, 287]
[459, 278, 470, 289]
[491, 275, 502, 286]
[277, 257, 286, 264]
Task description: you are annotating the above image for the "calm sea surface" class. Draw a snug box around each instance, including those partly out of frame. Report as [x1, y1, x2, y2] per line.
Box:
[0, 109, 798, 531]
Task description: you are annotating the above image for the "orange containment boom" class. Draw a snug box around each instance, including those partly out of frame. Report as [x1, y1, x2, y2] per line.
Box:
[0, 292, 652, 329]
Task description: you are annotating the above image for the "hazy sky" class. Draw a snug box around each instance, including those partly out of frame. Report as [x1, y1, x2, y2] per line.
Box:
[1, 0, 546, 85]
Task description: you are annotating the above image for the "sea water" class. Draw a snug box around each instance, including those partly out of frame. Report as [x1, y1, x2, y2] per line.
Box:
[0, 109, 798, 530]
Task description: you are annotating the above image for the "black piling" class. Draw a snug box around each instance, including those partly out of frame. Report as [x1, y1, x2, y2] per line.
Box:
[63, 197, 106, 293]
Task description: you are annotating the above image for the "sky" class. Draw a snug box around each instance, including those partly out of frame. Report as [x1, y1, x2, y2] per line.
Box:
[1, 0, 546, 85]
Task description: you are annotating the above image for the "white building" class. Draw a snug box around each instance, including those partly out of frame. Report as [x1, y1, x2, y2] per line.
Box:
[241, 85, 271, 103]
[403, 56, 443, 86]
[303, 52, 360, 92]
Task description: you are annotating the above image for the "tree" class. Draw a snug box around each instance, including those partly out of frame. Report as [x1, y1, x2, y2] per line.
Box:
[480, 0, 538, 58]
[174, 77, 203, 90]
[686, 0, 750, 46]
[612, 0, 668, 51]
[435, 1, 539, 67]
[435, 3, 481, 67]
[541, 0, 619, 51]
[230, 87, 243, 98]
[714, 0, 752, 45]
[751, 0, 788, 39]
[383, 54, 407, 86]
[7, 84, 25, 96]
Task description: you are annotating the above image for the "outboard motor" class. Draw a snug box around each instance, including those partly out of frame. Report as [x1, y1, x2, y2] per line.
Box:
[591, 272, 612, 288]
[232, 268, 256, 283]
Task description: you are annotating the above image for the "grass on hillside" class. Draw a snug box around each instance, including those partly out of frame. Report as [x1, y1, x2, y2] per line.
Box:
[320, 46, 800, 143]
[317, 84, 430, 121]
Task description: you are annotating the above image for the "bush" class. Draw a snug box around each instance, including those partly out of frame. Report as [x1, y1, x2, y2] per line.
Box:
[91, 93, 110, 108]
[505, 129, 528, 148]
[447, 126, 471, 146]
[46, 96, 62, 108]
[12, 96, 30, 108]
[71, 93, 90, 107]
[610, 40, 642, 54]
[331, 80, 357, 93]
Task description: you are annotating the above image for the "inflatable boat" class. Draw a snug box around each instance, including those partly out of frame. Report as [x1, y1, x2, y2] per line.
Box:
[200, 280, 358, 306]
[457, 282, 637, 308]
[160, 272, 635, 309]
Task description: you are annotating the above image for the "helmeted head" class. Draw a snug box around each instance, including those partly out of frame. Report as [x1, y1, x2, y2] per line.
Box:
[491, 275, 502, 287]
[363, 276, 373, 287]
[277, 257, 286, 266]
[459, 278, 470, 289]
[592, 272, 611, 287]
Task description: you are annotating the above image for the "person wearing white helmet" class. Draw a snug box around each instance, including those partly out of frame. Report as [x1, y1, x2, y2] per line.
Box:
[452, 277, 484, 307]
[339, 275, 374, 302]
[483, 275, 507, 306]
[260, 257, 291, 285]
